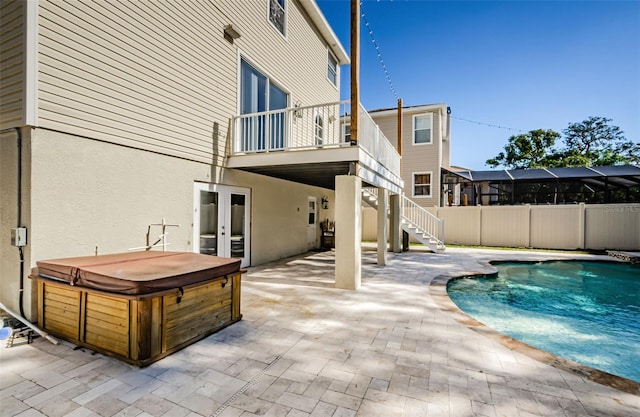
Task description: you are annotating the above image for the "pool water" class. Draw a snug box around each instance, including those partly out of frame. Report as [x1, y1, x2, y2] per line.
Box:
[447, 261, 640, 382]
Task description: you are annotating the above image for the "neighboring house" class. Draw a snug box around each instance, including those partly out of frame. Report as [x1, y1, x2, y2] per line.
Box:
[349, 104, 449, 251]
[369, 103, 451, 208]
[1, 0, 403, 319]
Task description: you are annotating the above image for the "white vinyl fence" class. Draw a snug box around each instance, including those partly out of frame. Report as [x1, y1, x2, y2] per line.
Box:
[362, 203, 640, 250]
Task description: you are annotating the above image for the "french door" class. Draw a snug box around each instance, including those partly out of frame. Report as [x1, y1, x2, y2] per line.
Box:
[194, 183, 251, 267]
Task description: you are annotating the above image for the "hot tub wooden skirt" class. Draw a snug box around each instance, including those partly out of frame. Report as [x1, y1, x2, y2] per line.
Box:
[32, 272, 242, 367]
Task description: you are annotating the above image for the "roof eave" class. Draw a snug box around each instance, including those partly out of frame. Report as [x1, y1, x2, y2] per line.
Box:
[301, 0, 350, 65]
[369, 103, 448, 117]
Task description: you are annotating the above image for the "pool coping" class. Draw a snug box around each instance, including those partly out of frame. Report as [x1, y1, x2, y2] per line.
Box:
[429, 260, 640, 397]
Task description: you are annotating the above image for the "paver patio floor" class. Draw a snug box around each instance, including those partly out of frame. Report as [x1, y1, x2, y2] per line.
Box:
[1, 247, 639, 417]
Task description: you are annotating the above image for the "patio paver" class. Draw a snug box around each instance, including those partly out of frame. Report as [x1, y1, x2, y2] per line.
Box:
[1, 247, 639, 417]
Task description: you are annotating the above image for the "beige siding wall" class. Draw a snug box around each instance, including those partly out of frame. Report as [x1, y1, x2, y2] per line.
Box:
[0, 0, 24, 128]
[373, 114, 399, 149]
[372, 109, 443, 207]
[36, 0, 339, 165]
[363, 204, 640, 251]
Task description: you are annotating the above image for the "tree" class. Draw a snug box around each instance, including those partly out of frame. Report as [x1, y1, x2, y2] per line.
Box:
[563, 116, 624, 154]
[486, 116, 639, 169]
[562, 116, 639, 166]
[486, 129, 560, 169]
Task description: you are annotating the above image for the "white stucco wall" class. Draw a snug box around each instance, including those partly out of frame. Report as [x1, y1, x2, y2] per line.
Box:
[0, 128, 336, 320]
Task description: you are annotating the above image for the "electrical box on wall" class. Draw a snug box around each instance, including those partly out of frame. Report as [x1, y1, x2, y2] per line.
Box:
[11, 227, 27, 247]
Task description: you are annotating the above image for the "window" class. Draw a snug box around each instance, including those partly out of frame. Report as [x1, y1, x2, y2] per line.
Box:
[413, 172, 432, 197]
[342, 124, 351, 143]
[327, 49, 338, 86]
[413, 113, 432, 145]
[239, 58, 288, 151]
[314, 114, 324, 145]
[269, 0, 286, 35]
[308, 199, 316, 225]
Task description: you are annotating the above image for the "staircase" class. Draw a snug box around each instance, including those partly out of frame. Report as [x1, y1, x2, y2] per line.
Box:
[362, 188, 445, 253]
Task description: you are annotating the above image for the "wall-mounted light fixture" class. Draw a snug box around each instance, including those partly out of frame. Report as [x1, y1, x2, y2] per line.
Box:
[223, 25, 241, 43]
[321, 196, 329, 210]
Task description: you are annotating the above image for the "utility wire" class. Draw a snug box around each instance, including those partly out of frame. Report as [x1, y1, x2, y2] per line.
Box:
[451, 116, 524, 133]
[360, 1, 399, 100]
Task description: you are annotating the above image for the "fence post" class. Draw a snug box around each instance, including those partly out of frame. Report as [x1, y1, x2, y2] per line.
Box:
[477, 206, 483, 246]
[578, 203, 586, 249]
[525, 204, 531, 248]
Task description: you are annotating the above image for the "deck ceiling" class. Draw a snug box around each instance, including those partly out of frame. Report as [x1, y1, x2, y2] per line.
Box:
[232, 161, 352, 190]
[226, 147, 402, 192]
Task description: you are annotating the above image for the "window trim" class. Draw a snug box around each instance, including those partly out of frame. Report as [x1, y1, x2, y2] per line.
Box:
[268, 0, 287, 38]
[412, 171, 433, 198]
[327, 48, 338, 87]
[412, 113, 433, 145]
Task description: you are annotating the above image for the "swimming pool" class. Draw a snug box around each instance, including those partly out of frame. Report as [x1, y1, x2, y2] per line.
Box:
[447, 261, 640, 382]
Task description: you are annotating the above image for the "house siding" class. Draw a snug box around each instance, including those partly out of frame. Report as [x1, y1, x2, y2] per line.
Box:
[372, 108, 443, 207]
[1, 0, 346, 320]
[0, 0, 24, 129]
[36, 0, 339, 165]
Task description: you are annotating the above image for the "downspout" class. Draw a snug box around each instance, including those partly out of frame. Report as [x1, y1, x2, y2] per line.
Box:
[16, 127, 26, 319]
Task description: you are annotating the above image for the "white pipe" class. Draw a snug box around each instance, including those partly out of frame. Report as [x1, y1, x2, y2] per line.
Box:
[0, 301, 59, 345]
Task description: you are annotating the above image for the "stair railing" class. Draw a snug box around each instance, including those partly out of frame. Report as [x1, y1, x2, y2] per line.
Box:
[401, 195, 444, 247]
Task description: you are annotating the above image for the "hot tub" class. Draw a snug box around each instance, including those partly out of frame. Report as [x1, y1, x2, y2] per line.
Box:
[31, 251, 243, 366]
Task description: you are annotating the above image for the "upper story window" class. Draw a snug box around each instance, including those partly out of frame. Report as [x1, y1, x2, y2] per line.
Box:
[413, 172, 432, 198]
[269, 0, 286, 36]
[327, 49, 338, 86]
[342, 124, 351, 143]
[413, 113, 433, 145]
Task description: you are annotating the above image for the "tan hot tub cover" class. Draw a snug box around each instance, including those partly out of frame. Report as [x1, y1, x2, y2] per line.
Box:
[36, 251, 241, 295]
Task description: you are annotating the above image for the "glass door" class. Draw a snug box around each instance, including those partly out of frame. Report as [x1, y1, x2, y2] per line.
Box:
[194, 184, 251, 267]
[228, 193, 247, 259]
[307, 197, 317, 250]
[198, 190, 218, 256]
[240, 59, 288, 151]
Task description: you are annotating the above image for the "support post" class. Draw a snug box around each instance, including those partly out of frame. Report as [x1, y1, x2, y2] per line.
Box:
[390, 193, 401, 253]
[350, 0, 359, 145]
[335, 176, 361, 290]
[377, 187, 388, 265]
[397, 98, 402, 155]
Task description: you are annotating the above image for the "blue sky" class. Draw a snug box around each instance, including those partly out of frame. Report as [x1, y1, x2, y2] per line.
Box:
[316, 0, 640, 170]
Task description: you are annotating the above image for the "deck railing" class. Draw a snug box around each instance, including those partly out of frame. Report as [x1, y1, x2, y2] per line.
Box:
[232, 100, 400, 175]
[357, 103, 400, 175]
[233, 101, 351, 153]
